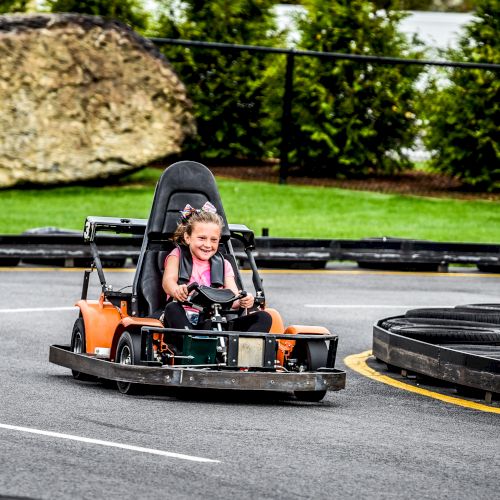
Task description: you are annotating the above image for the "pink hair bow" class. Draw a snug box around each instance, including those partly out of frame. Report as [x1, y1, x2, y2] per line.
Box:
[201, 201, 217, 213]
[180, 204, 197, 220]
[180, 201, 217, 221]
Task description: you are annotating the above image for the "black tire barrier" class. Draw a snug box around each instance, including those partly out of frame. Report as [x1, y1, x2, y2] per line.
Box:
[374, 303, 500, 396]
[373, 323, 500, 395]
[4, 233, 500, 271]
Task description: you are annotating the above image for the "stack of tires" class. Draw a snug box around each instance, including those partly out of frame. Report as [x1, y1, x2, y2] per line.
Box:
[380, 304, 500, 344]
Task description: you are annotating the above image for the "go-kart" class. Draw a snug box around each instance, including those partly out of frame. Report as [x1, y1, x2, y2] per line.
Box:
[49, 161, 346, 401]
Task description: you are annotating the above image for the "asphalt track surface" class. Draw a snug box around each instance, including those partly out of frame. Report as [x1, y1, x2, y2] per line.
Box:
[1, 265, 499, 500]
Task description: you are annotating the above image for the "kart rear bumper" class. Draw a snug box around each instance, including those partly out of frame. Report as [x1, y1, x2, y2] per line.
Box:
[49, 345, 346, 392]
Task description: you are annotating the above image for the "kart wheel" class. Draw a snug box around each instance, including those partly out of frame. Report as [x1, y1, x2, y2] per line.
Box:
[291, 340, 328, 371]
[294, 390, 327, 402]
[116, 331, 142, 395]
[70, 318, 95, 381]
[306, 341, 328, 370]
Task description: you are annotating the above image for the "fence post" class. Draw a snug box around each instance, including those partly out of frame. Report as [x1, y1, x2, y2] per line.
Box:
[279, 52, 295, 185]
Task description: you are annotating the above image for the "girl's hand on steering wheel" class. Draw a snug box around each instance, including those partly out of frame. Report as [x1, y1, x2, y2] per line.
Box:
[239, 292, 254, 309]
[173, 284, 189, 302]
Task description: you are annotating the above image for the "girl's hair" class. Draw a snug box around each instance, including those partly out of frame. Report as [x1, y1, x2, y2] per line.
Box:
[173, 210, 224, 244]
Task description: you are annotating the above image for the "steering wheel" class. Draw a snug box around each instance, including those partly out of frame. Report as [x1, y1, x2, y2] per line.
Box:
[183, 282, 247, 310]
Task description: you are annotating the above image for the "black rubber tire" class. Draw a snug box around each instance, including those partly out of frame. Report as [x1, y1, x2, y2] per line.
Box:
[0, 258, 20, 267]
[101, 258, 127, 268]
[381, 316, 500, 330]
[73, 258, 93, 268]
[290, 339, 329, 371]
[455, 303, 500, 312]
[294, 390, 327, 402]
[256, 259, 327, 270]
[115, 331, 143, 395]
[405, 308, 500, 325]
[306, 340, 328, 370]
[357, 261, 440, 272]
[388, 324, 500, 344]
[70, 318, 95, 381]
[476, 264, 500, 273]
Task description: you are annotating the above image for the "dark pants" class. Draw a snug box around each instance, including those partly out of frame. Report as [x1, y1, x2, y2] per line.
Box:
[163, 301, 272, 333]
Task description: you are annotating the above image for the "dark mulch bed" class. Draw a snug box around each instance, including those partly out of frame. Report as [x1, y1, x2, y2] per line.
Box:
[209, 165, 500, 201]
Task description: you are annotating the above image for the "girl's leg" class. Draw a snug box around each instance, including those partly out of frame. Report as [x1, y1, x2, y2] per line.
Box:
[163, 302, 191, 329]
[232, 311, 272, 333]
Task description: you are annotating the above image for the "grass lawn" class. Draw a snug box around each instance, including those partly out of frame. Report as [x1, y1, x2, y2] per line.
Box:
[1, 168, 499, 242]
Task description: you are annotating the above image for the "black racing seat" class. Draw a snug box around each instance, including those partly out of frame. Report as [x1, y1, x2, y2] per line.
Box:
[132, 161, 239, 318]
[135, 247, 173, 318]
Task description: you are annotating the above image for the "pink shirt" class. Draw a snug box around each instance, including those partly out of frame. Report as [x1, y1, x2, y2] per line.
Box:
[165, 247, 234, 288]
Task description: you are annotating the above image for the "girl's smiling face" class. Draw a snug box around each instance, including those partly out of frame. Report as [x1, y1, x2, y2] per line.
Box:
[185, 221, 221, 261]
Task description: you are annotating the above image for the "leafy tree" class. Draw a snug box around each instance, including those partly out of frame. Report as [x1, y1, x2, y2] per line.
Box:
[290, 0, 424, 177]
[44, 0, 149, 31]
[422, 0, 500, 190]
[155, 0, 284, 160]
[0, 0, 30, 13]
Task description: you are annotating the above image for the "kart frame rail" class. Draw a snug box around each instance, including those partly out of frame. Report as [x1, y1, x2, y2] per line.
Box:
[140, 327, 340, 369]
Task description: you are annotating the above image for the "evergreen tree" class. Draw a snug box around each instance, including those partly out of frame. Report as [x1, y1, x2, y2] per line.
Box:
[289, 0, 424, 177]
[423, 0, 500, 190]
[45, 0, 149, 32]
[155, 0, 284, 160]
[0, 0, 30, 13]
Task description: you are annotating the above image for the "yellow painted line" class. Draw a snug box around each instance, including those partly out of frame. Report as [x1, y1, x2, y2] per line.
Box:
[344, 350, 500, 414]
[2, 267, 500, 279]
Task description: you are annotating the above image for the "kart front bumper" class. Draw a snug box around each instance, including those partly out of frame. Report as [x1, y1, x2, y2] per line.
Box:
[49, 345, 346, 393]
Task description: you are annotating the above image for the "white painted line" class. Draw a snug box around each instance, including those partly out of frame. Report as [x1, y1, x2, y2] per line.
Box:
[0, 306, 78, 314]
[305, 304, 452, 309]
[0, 423, 220, 463]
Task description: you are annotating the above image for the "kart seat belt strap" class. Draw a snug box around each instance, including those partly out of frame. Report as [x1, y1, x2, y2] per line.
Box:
[177, 244, 225, 288]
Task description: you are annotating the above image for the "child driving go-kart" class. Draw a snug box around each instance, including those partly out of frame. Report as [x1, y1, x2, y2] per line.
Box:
[161, 201, 272, 334]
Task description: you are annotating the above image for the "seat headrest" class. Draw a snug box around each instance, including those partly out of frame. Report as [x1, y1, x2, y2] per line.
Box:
[146, 161, 230, 240]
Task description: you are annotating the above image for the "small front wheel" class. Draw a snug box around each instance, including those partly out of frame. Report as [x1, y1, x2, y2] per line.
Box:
[294, 390, 327, 402]
[115, 331, 142, 395]
[70, 318, 95, 381]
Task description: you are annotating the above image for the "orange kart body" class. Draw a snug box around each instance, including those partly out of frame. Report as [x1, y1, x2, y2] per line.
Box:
[77, 295, 330, 367]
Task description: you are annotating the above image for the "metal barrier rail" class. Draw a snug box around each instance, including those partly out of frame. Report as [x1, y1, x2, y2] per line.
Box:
[2, 234, 500, 271]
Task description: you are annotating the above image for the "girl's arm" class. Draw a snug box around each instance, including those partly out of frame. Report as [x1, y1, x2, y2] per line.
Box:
[224, 275, 254, 309]
[162, 255, 189, 302]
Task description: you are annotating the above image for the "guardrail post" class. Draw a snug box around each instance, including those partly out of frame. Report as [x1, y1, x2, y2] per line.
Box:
[279, 52, 295, 185]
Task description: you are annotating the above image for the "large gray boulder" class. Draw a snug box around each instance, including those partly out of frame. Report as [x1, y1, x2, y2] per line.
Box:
[0, 14, 195, 187]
